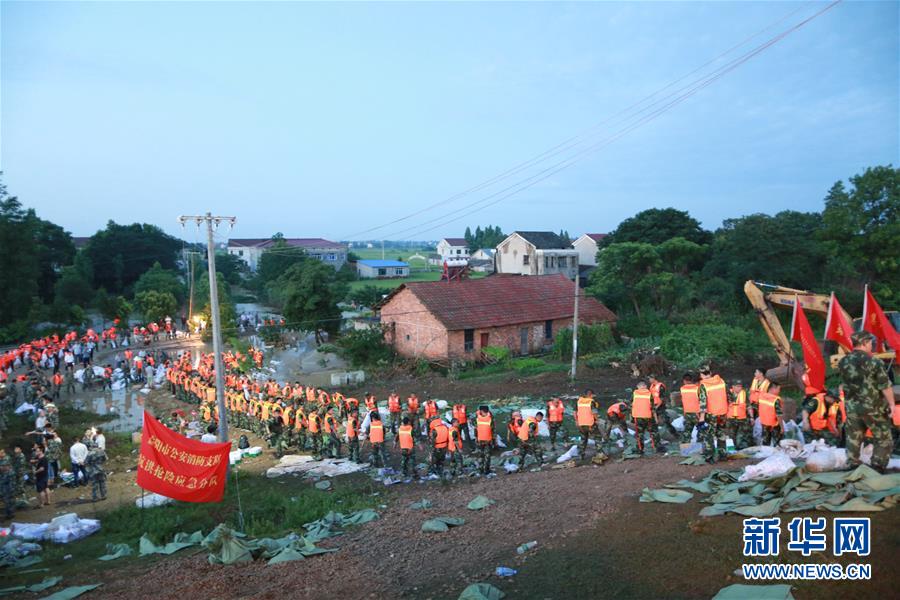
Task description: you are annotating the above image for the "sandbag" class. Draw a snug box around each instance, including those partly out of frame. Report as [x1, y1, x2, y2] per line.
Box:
[738, 454, 796, 482]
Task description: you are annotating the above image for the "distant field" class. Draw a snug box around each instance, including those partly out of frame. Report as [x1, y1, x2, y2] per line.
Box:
[347, 270, 486, 293]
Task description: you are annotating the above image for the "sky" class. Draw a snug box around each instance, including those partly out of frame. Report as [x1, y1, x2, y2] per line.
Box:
[2, 1, 898, 243]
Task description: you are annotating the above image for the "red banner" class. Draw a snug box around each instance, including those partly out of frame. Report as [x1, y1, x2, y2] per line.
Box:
[136, 411, 230, 503]
[791, 299, 825, 394]
[863, 286, 900, 352]
[824, 292, 853, 351]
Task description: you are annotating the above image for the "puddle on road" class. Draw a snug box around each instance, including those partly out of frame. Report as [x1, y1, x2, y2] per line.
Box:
[73, 389, 147, 433]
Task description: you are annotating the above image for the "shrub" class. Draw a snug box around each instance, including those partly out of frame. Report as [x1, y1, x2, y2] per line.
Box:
[334, 326, 395, 367]
[552, 323, 616, 359]
[482, 346, 511, 362]
[659, 323, 761, 368]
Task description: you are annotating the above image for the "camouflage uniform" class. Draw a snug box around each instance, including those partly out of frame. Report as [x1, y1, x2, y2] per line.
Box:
[680, 413, 700, 444]
[517, 421, 544, 467]
[699, 383, 728, 462]
[266, 416, 287, 458]
[652, 383, 678, 438]
[0, 454, 14, 519]
[800, 396, 841, 447]
[632, 417, 661, 454]
[838, 349, 893, 471]
[12, 451, 28, 506]
[85, 443, 107, 502]
[64, 370, 76, 396]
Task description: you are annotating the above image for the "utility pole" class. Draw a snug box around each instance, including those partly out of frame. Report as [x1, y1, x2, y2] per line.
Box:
[570, 269, 580, 380]
[179, 213, 236, 443]
[381, 239, 385, 260]
[187, 251, 196, 322]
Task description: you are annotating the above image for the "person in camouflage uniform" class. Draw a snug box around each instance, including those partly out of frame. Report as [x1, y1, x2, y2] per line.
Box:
[64, 370, 76, 397]
[649, 374, 678, 438]
[11, 445, 29, 507]
[346, 410, 361, 463]
[267, 408, 287, 458]
[698, 366, 729, 463]
[801, 390, 843, 447]
[85, 441, 107, 502]
[45, 430, 63, 487]
[838, 331, 896, 472]
[0, 449, 14, 519]
[726, 382, 753, 450]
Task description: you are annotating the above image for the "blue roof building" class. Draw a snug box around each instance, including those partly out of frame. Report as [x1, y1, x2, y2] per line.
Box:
[356, 259, 410, 279]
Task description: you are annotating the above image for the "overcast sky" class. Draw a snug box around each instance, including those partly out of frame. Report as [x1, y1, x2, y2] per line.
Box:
[2, 1, 897, 242]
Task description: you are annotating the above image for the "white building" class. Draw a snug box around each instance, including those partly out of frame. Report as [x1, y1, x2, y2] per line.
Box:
[227, 238, 347, 272]
[572, 233, 607, 266]
[436, 238, 470, 261]
[495, 231, 579, 279]
[356, 259, 409, 279]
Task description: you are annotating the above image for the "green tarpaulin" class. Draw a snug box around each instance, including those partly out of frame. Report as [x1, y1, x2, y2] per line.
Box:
[467, 496, 496, 511]
[458, 583, 506, 600]
[0, 577, 62, 596]
[409, 499, 433, 510]
[422, 517, 466, 533]
[314, 480, 332, 490]
[139, 531, 203, 556]
[712, 584, 794, 600]
[98, 543, 132, 561]
[639, 488, 693, 504]
[39, 584, 102, 600]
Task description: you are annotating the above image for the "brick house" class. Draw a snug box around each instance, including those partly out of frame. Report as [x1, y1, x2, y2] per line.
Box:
[378, 274, 616, 361]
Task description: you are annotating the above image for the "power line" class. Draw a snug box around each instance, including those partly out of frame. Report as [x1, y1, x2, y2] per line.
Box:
[341, 2, 826, 241]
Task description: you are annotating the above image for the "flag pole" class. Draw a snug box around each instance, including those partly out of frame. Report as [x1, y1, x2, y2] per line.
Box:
[823, 291, 834, 339]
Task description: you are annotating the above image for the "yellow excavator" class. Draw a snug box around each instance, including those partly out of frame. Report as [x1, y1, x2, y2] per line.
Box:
[744, 280, 898, 389]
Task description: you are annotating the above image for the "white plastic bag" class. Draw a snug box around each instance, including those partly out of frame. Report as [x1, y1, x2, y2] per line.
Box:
[556, 445, 579, 463]
[738, 453, 796, 482]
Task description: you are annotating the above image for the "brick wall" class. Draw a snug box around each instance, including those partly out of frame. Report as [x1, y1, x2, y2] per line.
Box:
[447, 316, 577, 360]
[380, 288, 449, 360]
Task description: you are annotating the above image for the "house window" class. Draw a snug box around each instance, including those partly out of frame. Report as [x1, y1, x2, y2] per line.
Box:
[464, 329, 474, 352]
[457, 249, 462, 255]
[395, 268, 404, 276]
[545, 256, 551, 268]
[406, 334, 410, 341]
[523, 255, 529, 266]
[378, 268, 387, 276]
[326, 253, 336, 261]
[544, 320, 553, 340]
[238, 250, 244, 257]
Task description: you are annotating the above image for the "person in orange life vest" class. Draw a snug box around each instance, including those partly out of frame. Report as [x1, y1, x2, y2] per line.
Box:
[430, 418, 450, 476]
[748, 368, 770, 419]
[406, 394, 422, 438]
[101, 364, 113, 391]
[393, 416, 418, 479]
[346, 410, 361, 463]
[698, 365, 730, 463]
[545, 398, 565, 450]
[365, 411, 388, 468]
[722, 382, 748, 450]
[474, 405, 495, 475]
[575, 389, 602, 457]
[604, 400, 630, 443]
[294, 406, 309, 451]
[423, 398, 439, 421]
[51, 371, 63, 400]
[451, 403, 472, 449]
[677, 372, 702, 444]
[757, 382, 784, 447]
[517, 412, 545, 467]
[307, 410, 323, 459]
[448, 418, 465, 477]
[506, 410, 522, 449]
[631, 382, 661, 455]
[364, 393, 377, 415]
[387, 392, 402, 435]
[892, 397, 900, 454]
[801, 390, 843, 447]
[648, 374, 677, 438]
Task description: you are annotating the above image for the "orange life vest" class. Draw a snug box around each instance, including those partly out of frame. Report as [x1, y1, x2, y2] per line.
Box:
[547, 400, 564, 423]
[365, 396, 376, 411]
[808, 394, 829, 431]
[576, 397, 595, 427]
[369, 421, 384, 443]
[728, 390, 748, 420]
[607, 402, 626, 419]
[826, 403, 843, 435]
[432, 423, 449, 448]
[476, 413, 493, 442]
[308, 413, 320, 434]
[449, 426, 463, 452]
[407, 397, 419, 414]
[452, 404, 468, 423]
[347, 416, 358, 439]
[631, 389, 653, 419]
[294, 410, 307, 431]
[702, 376, 728, 416]
[398, 424, 414, 449]
[649, 382, 665, 408]
[892, 404, 900, 428]
[282, 406, 293, 426]
[518, 417, 537, 442]
[758, 392, 780, 427]
[388, 395, 401, 413]
[680, 384, 700, 414]
[750, 377, 770, 404]
[323, 415, 336, 434]
[424, 400, 438, 419]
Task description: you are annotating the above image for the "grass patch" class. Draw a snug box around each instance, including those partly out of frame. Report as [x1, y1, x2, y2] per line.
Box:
[456, 356, 568, 380]
[3, 406, 131, 461]
[346, 270, 486, 293]
[3, 471, 378, 586]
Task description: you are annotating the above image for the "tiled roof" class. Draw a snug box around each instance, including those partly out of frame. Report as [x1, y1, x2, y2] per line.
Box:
[514, 231, 571, 249]
[381, 273, 616, 330]
[585, 233, 607, 242]
[442, 238, 468, 246]
[228, 238, 344, 250]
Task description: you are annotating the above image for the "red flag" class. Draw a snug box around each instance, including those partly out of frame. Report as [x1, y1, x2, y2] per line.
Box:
[823, 292, 853, 351]
[863, 286, 900, 352]
[136, 411, 230, 503]
[790, 298, 825, 394]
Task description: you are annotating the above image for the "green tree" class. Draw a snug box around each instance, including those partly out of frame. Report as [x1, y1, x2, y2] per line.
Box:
[819, 165, 900, 308]
[587, 242, 660, 318]
[196, 271, 236, 341]
[347, 284, 386, 307]
[255, 239, 307, 291]
[54, 265, 94, 308]
[0, 184, 40, 326]
[95, 288, 132, 325]
[600, 208, 711, 247]
[704, 211, 825, 294]
[33, 218, 75, 303]
[136, 290, 178, 323]
[84, 221, 182, 294]
[134, 262, 186, 304]
[214, 251, 247, 285]
[280, 261, 342, 344]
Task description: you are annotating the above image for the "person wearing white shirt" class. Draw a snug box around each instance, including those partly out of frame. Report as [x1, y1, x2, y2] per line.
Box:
[200, 424, 218, 444]
[94, 428, 106, 451]
[69, 437, 88, 486]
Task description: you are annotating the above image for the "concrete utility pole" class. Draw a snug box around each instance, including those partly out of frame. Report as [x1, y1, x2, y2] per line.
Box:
[570, 269, 580, 380]
[178, 213, 236, 442]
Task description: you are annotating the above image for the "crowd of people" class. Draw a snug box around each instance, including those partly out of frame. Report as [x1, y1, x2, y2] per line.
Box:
[165, 330, 898, 482]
